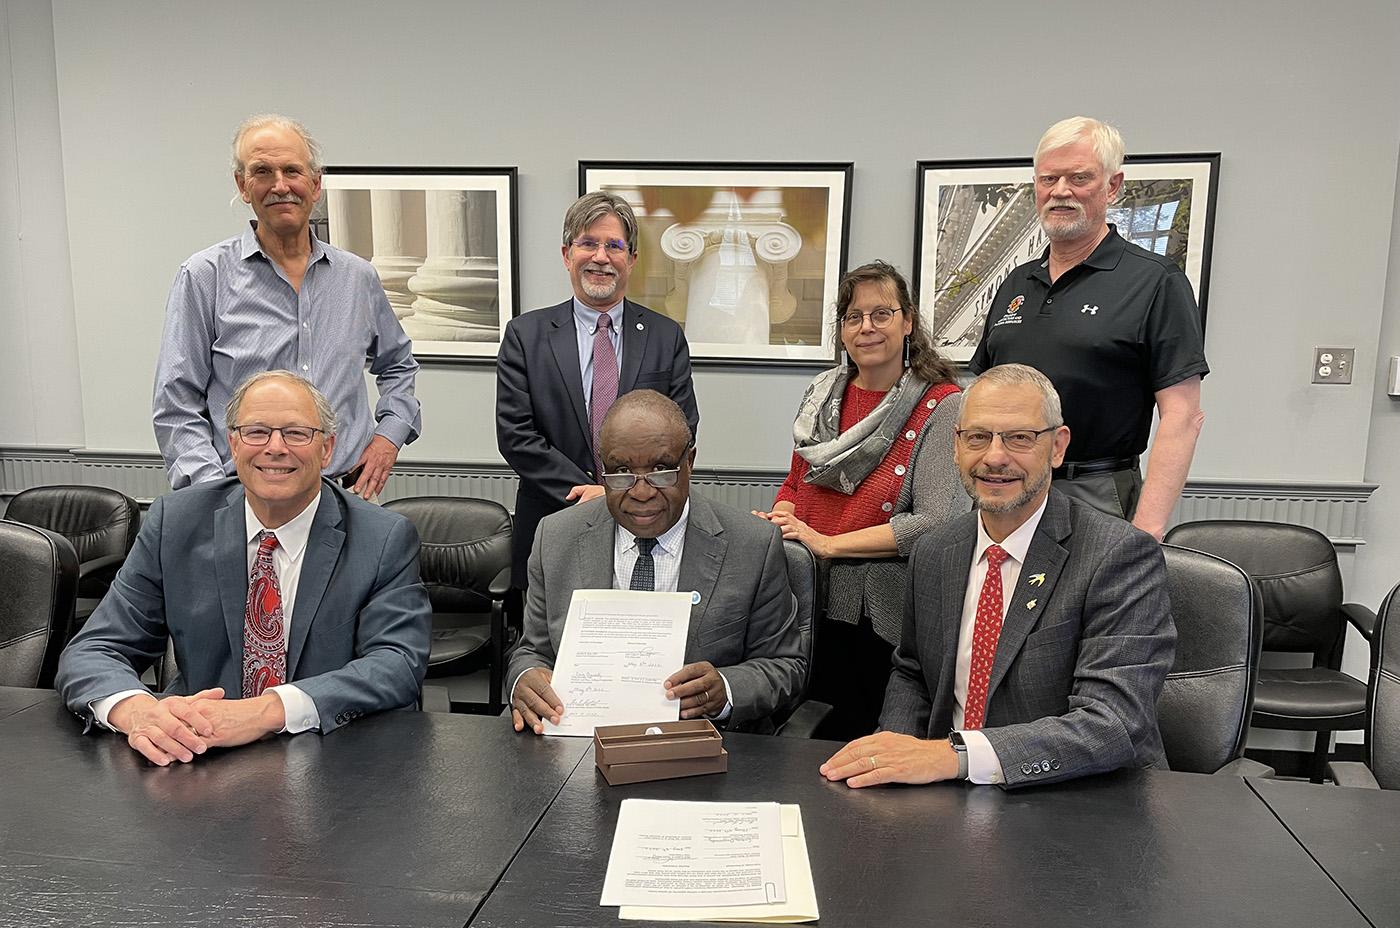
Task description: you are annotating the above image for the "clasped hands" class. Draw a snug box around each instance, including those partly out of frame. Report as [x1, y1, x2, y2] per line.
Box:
[819, 731, 961, 788]
[108, 688, 287, 767]
[511, 663, 726, 735]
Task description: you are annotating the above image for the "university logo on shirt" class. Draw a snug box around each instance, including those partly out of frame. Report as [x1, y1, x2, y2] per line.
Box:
[994, 294, 1026, 328]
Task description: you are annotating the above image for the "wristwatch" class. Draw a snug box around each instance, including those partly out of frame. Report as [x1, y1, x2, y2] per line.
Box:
[947, 731, 969, 780]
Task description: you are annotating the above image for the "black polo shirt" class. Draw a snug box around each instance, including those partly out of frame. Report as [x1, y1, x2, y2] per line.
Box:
[969, 226, 1208, 462]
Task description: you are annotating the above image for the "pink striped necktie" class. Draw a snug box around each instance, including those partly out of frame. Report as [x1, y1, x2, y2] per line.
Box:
[963, 543, 1009, 730]
[242, 531, 287, 698]
[590, 311, 619, 480]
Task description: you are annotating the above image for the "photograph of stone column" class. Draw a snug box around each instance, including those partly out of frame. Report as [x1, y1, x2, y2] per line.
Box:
[581, 162, 853, 366]
[913, 155, 1219, 363]
[318, 167, 519, 361]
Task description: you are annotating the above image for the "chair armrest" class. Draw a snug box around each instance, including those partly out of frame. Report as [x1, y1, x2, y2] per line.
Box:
[1213, 757, 1274, 778]
[77, 553, 127, 581]
[776, 700, 832, 739]
[488, 565, 511, 600]
[1328, 761, 1381, 789]
[421, 684, 452, 713]
[1342, 602, 1377, 641]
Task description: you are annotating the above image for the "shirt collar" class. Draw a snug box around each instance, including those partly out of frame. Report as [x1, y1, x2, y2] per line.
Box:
[573, 297, 625, 335]
[975, 493, 1049, 565]
[240, 221, 329, 265]
[245, 489, 321, 562]
[617, 499, 690, 558]
[1032, 223, 1125, 280]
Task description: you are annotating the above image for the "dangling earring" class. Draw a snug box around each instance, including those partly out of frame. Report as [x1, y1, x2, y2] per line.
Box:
[902, 337, 912, 368]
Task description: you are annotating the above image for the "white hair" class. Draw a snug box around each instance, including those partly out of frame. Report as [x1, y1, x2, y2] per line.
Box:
[1034, 116, 1125, 177]
[230, 113, 323, 176]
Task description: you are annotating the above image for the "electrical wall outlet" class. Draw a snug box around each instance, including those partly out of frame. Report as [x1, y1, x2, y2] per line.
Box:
[1313, 347, 1355, 384]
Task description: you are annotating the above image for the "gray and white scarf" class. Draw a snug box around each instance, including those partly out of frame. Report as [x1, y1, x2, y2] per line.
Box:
[792, 365, 929, 495]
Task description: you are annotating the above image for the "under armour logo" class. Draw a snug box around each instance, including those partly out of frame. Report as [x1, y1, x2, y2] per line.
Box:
[1081, 304, 1099, 315]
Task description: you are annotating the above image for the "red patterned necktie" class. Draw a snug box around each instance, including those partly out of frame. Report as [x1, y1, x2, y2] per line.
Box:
[590, 311, 619, 480]
[243, 531, 287, 698]
[963, 544, 1009, 730]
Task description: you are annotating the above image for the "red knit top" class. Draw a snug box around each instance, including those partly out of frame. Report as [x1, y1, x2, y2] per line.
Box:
[775, 380, 962, 536]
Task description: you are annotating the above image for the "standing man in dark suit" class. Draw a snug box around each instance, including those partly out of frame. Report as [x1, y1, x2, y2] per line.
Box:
[496, 192, 699, 590]
[57, 371, 431, 766]
[509, 391, 803, 735]
[821, 364, 1175, 788]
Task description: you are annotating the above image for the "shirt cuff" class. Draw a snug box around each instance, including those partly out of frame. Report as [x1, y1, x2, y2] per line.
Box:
[92, 689, 152, 731]
[960, 729, 1004, 785]
[270, 684, 320, 734]
[374, 417, 412, 448]
[709, 672, 735, 723]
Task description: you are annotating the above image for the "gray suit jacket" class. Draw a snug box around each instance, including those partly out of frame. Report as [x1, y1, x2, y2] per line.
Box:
[56, 478, 432, 733]
[508, 494, 805, 730]
[879, 488, 1175, 787]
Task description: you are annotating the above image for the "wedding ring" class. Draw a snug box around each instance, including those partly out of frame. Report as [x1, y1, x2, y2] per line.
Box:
[869, 755, 878, 770]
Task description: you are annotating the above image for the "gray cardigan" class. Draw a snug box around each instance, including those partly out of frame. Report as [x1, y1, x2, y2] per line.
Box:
[826, 392, 971, 645]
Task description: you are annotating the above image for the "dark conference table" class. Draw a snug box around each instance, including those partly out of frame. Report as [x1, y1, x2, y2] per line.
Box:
[0, 687, 1387, 928]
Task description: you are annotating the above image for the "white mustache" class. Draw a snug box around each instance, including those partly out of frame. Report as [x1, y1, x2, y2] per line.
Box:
[1044, 198, 1082, 213]
[583, 262, 616, 276]
[262, 193, 303, 206]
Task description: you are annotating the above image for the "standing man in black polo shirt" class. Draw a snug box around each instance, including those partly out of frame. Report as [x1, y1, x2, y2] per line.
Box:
[969, 116, 1207, 540]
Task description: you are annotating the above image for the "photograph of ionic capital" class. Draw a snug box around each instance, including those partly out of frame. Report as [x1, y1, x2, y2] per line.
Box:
[581, 161, 853, 366]
[316, 167, 519, 361]
[914, 154, 1219, 363]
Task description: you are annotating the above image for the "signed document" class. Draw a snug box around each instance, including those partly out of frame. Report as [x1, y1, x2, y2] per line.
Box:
[602, 800, 787, 909]
[544, 589, 693, 737]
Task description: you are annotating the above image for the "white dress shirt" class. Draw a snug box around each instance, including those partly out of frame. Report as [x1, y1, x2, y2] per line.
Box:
[93, 492, 324, 733]
[952, 495, 1048, 785]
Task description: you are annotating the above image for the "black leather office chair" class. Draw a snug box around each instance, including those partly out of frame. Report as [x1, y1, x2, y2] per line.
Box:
[6, 485, 140, 624]
[0, 519, 79, 688]
[775, 539, 832, 737]
[1330, 579, 1400, 789]
[1164, 520, 1375, 781]
[383, 497, 514, 714]
[1158, 544, 1269, 775]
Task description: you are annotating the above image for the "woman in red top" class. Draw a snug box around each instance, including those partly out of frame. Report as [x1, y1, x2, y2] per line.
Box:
[755, 261, 969, 738]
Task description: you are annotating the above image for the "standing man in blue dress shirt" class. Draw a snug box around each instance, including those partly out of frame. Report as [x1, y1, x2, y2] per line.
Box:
[154, 114, 421, 498]
[496, 192, 699, 591]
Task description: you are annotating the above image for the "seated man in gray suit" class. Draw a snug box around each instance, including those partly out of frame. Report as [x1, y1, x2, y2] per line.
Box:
[821, 363, 1175, 788]
[510, 390, 805, 735]
[57, 371, 431, 767]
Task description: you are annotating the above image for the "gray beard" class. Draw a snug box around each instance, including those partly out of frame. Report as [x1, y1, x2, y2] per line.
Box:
[581, 274, 619, 302]
[962, 466, 1051, 514]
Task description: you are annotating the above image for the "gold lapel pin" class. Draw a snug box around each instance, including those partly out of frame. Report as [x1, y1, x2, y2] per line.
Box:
[1028, 573, 1046, 587]
[1026, 599, 1037, 610]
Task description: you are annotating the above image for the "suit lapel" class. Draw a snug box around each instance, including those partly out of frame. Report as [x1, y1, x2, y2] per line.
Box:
[619, 300, 648, 394]
[932, 519, 977, 730]
[987, 494, 1072, 701]
[677, 500, 724, 653]
[287, 486, 345, 678]
[574, 504, 619, 591]
[546, 301, 591, 446]
[214, 485, 250, 669]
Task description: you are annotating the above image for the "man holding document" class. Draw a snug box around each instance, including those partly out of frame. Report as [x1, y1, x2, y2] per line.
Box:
[509, 391, 805, 734]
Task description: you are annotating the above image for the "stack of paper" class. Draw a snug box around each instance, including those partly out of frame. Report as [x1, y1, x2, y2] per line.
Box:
[601, 799, 819, 923]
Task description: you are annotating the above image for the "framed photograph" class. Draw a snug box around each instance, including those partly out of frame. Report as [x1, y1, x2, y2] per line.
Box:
[315, 166, 519, 362]
[913, 153, 1219, 363]
[580, 161, 853, 366]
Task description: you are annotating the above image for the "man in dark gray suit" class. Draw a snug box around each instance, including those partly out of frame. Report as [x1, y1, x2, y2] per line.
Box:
[821, 363, 1175, 788]
[57, 371, 431, 767]
[496, 192, 699, 591]
[509, 391, 804, 735]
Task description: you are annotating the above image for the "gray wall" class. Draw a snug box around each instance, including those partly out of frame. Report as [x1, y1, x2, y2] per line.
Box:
[5, 0, 1400, 596]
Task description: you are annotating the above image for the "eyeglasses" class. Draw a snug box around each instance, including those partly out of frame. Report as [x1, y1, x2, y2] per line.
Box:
[571, 237, 630, 257]
[955, 427, 1059, 453]
[230, 425, 324, 447]
[839, 307, 903, 329]
[600, 466, 685, 492]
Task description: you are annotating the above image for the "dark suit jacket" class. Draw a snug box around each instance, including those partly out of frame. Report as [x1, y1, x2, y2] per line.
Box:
[56, 478, 432, 733]
[879, 488, 1176, 787]
[496, 298, 699, 588]
[507, 495, 805, 731]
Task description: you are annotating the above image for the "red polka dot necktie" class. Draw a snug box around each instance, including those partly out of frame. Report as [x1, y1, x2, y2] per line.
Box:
[590, 312, 619, 481]
[964, 544, 1009, 730]
[242, 531, 287, 698]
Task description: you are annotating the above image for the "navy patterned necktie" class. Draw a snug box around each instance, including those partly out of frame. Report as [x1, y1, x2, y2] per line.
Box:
[630, 537, 657, 591]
